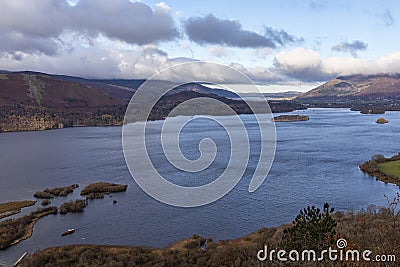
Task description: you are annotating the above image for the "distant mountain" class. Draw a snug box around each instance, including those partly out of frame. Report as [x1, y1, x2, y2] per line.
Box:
[239, 91, 302, 100]
[298, 74, 400, 99]
[172, 83, 239, 99]
[50, 74, 240, 99]
[296, 74, 400, 113]
[0, 71, 305, 132]
[0, 72, 248, 132]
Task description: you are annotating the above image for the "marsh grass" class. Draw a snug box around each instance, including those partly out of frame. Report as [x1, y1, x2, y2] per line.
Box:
[0, 200, 36, 219]
[80, 182, 127, 196]
[0, 207, 57, 250]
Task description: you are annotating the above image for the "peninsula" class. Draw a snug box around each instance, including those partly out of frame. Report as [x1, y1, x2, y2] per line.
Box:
[359, 153, 400, 186]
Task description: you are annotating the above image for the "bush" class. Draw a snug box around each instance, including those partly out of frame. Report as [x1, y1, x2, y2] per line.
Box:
[85, 193, 105, 199]
[43, 184, 79, 197]
[0, 207, 57, 249]
[41, 200, 50, 206]
[80, 182, 127, 196]
[372, 154, 386, 163]
[59, 200, 87, 215]
[33, 191, 53, 199]
[183, 236, 206, 250]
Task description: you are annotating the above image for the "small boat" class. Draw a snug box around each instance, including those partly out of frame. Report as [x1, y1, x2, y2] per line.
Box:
[61, 228, 76, 236]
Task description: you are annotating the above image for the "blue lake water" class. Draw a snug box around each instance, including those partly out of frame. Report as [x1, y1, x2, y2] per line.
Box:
[0, 108, 399, 266]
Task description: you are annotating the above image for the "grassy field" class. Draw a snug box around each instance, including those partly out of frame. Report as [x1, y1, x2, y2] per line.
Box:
[379, 160, 400, 178]
[0, 200, 36, 219]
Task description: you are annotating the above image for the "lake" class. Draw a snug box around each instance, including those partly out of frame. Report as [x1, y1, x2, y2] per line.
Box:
[0, 108, 399, 266]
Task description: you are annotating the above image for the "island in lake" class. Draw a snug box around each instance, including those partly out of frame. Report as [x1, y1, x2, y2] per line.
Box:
[0, 182, 128, 251]
[375, 117, 389, 124]
[272, 115, 310, 122]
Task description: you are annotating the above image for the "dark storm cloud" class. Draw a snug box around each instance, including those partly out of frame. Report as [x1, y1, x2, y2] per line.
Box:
[184, 14, 301, 48]
[331, 40, 368, 57]
[0, 0, 179, 55]
[72, 0, 179, 45]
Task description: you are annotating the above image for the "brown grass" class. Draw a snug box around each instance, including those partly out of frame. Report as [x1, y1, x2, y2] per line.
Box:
[80, 182, 127, 196]
[0, 207, 58, 250]
[0, 200, 36, 219]
[21, 203, 400, 267]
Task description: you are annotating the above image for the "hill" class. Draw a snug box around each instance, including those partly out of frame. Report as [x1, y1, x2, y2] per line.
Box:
[0, 72, 129, 131]
[296, 74, 400, 113]
[0, 71, 306, 132]
[0, 73, 126, 109]
[299, 74, 400, 99]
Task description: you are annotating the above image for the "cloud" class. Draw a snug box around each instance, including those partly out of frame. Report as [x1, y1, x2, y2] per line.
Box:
[0, 32, 61, 57]
[72, 0, 178, 44]
[382, 9, 394, 26]
[331, 40, 368, 57]
[178, 41, 194, 58]
[0, 0, 178, 55]
[264, 26, 303, 45]
[273, 48, 332, 81]
[273, 47, 400, 82]
[141, 44, 168, 57]
[184, 14, 301, 48]
[2, 43, 400, 86]
[229, 63, 282, 84]
[208, 45, 230, 58]
[254, 47, 274, 58]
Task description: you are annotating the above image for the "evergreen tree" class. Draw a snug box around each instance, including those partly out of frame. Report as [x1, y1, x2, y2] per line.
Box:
[281, 203, 337, 252]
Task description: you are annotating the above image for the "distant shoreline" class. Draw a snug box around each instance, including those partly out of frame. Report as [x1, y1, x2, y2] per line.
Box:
[3, 107, 400, 134]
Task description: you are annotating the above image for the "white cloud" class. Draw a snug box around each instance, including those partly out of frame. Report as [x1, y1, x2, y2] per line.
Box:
[272, 47, 400, 81]
[155, 2, 171, 14]
[274, 48, 321, 69]
[208, 45, 230, 58]
[254, 47, 274, 58]
[273, 47, 329, 81]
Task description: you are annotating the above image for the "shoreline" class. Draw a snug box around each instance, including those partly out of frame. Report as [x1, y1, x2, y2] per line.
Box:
[18, 205, 400, 266]
[2, 107, 390, 134]
[359, 154, 400, 187]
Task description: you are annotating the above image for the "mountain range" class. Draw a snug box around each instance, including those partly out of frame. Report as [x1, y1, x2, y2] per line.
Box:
[296, 73, 400, 113]
[1, 71, 399, 132]
[0, 71, 303, 132]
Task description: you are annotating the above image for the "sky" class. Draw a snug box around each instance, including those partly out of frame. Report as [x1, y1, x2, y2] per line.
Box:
[0, 0, 399, 92]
